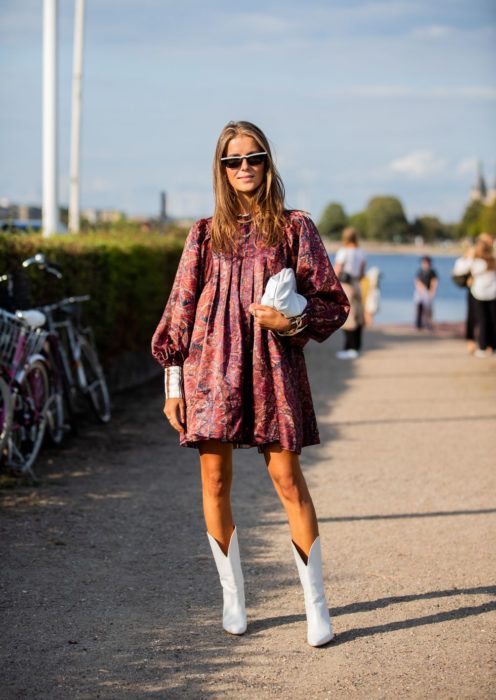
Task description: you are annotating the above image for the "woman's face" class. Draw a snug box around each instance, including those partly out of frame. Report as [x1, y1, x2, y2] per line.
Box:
[224, 135, 266, 197]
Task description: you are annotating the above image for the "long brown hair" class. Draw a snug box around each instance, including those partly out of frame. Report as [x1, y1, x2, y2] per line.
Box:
[211, 121, 286, 254]
[475, 235, 496, 270]
[342, 226, 359, 246]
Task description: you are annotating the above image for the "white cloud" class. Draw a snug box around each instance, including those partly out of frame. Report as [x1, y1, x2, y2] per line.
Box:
[219, 12, 294, 35]
[427, 86, 496, 100]
[389, 150, 447, 177]
[412, 24, 455, 39]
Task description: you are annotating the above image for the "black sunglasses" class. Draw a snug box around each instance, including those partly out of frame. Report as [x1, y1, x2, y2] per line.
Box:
[220, 152, 268, 169]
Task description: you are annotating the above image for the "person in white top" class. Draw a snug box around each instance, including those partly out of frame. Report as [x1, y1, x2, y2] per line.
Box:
[453, 233, 496, 357]
[334, 227, 366, 359]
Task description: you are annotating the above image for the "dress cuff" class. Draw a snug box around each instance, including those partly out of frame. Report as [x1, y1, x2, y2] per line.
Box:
[164, 366, 183, 399]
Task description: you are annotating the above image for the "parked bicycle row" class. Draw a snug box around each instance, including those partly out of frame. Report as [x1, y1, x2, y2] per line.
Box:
[0, 253, 110, 480]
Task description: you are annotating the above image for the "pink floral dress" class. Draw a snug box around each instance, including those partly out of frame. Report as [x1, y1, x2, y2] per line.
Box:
[151, 210, 349, 454]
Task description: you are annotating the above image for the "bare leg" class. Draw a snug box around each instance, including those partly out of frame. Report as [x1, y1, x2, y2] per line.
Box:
[199, 439, 234, 555]
[264, 442, 318, 562]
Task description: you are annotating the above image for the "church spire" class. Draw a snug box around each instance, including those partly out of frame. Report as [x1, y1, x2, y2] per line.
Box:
[469, 160, 488, 203]
[475, 160, 487, 198]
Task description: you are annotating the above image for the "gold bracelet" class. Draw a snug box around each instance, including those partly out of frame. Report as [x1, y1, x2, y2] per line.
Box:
[276, 312, 308, 336]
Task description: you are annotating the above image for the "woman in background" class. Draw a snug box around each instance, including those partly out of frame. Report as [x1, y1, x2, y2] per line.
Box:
[334, 227, 366, 359]
[453, 233, 496, 357]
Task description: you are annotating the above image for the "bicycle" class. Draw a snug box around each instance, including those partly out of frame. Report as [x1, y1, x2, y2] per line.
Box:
[0, 375, 12, 455]
[0, 254, 111, 479]
[20, 254, 111, 424]
[0, 308, 54, 479]
[37, 295, 111, 424]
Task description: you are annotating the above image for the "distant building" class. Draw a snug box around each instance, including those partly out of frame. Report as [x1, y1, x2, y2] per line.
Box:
[160, 191, 167, 224]
[470, 161, 496, 206]
[99, 209, 124, 224]
[81, 208, 125, 224]
[81, 207, 99, 224]
[18, 204, 42, 220]
[0, 199, 42, 222]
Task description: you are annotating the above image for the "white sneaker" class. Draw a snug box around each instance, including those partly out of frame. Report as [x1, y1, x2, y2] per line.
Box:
[474, 349, 489, 358]
[336, 349, 359, 360]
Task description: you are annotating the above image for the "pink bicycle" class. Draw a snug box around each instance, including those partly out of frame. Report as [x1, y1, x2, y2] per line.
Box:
[0, 309, 54, 479]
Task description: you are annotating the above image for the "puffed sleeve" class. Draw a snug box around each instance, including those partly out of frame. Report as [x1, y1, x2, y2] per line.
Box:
[289, 214, 350, 348]
[151, 219, 206, 368]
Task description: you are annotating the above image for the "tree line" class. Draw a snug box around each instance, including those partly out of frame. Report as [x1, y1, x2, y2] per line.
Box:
[318, 196, 496, 243]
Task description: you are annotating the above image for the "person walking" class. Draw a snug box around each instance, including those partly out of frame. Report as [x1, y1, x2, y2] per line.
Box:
[453, 234, 496, 357]
[452, 240, 479, 354]
[334, 227, 366, 359]
[363, 266, 381, 326]
[151, 121, 350, 647]
[414, 256, 438, 331]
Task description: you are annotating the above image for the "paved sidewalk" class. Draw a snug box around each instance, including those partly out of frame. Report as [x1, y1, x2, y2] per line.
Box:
[1, 327, 495, 699]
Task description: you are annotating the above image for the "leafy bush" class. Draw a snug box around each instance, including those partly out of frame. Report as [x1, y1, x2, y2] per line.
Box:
[0, 226, 188, 364]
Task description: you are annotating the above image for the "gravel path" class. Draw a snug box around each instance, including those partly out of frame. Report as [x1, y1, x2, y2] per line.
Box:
[1, 327, 495, 699]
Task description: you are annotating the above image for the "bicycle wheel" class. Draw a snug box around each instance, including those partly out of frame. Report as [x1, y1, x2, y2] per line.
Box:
[44, 343, 68, 445]
[77, 337, 111, 423]
[7, 359, 49, 479]
[45, 392, 65, 445]
[0, 376, 13, 456]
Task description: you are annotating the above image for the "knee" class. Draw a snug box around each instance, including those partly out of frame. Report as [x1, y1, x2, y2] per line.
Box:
[202, 466, 231, 500]
[273, 472, 306, 505]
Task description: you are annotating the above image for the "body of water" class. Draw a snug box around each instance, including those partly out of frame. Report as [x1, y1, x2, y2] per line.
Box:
[330, 251, 467, 325]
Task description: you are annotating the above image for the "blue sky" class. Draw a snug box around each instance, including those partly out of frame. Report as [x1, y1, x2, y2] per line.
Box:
[1, 0, 495, 223]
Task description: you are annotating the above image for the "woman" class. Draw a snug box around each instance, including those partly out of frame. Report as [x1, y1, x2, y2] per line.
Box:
[453, 240, 479, 354]
[413, 256, 438, 331]
[151, 121, 349, 647]
[453, 233, 496, 357]
[333, 227, 366, 359]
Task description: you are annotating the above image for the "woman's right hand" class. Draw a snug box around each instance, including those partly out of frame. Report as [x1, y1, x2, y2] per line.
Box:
[164, 398, 186, 432]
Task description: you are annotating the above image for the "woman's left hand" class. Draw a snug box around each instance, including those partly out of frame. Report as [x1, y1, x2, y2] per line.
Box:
[249, 303, 292, 332]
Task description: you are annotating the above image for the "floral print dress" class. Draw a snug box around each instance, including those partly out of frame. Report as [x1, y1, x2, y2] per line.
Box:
[151, 210, 349, 454]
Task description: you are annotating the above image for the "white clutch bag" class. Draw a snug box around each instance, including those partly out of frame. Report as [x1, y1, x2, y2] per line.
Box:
[261, 267, 307, 318]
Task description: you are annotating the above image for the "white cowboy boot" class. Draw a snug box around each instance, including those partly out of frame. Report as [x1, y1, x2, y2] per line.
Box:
[292, 535, 334, 647]
[207, 525, 247, 635]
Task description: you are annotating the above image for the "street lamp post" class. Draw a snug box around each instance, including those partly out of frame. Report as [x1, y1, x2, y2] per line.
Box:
[68, 0, 85, 233]
[42, 0, 59, 237]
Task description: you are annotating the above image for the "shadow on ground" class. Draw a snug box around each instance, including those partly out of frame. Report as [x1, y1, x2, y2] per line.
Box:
[1, 325, 494, 698]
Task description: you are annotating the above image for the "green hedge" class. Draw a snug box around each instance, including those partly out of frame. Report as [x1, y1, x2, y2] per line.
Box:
[0, 226, 188, 364]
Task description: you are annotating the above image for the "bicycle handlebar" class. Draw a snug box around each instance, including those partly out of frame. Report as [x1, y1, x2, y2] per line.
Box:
[21, 253, 63, 279]
[38, 295, 91, 314]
